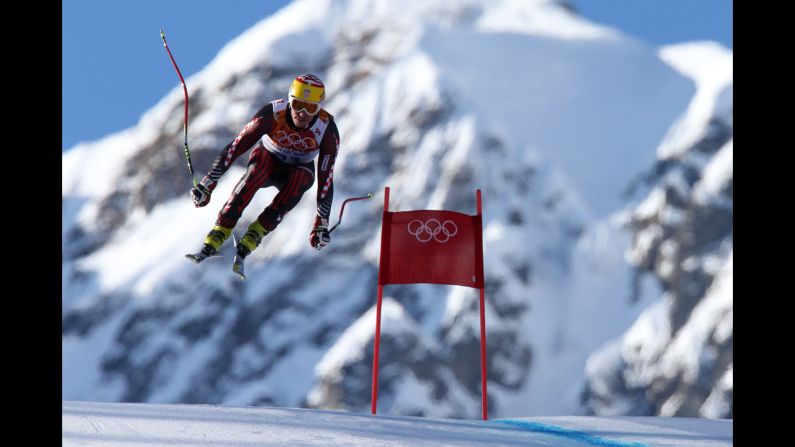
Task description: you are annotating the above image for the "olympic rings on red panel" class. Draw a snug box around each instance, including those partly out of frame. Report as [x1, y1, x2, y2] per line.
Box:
[407, 219, 458, 243]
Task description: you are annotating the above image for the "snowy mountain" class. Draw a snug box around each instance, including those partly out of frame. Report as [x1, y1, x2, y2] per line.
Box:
[581, 42, 733, 418]
[62, 0, 732, 419]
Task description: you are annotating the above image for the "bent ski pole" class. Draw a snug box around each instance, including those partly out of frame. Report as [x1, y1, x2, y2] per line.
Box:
[160, 29, 197, 187]
[329, 194, 373, 234]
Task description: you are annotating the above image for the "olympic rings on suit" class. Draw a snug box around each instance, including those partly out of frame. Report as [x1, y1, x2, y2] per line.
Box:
[275, 130, 317, 150]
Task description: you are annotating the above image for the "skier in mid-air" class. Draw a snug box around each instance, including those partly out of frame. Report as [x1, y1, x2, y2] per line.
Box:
[186, 73, 340, 279]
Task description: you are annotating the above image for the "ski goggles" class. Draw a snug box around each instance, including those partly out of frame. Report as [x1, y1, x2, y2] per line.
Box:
[289, 97, 321, 115]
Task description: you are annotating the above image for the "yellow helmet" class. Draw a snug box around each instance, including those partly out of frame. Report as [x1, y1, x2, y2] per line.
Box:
[289, 73, 325, 104]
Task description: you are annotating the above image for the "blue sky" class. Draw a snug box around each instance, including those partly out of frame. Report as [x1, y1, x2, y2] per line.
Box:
[62, 0, 732, 151]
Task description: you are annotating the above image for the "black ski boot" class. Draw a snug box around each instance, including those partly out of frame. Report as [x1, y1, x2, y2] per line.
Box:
[185, 244, 218, 263]
[186, 225, 231, 263]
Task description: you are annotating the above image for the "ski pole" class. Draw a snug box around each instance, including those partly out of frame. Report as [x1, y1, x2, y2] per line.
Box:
[160, 29, 197, 187]
[329, 194, 373, 234]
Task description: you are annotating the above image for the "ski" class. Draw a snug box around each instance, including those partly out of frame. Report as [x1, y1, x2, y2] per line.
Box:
[184, 252, 223, 263]
[232, 233, 246, 280]
[232, 255, 246, 280]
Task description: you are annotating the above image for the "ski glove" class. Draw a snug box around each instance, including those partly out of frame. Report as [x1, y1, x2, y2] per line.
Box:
[309, 216, 331, 250]
[190, 176, 216, 207]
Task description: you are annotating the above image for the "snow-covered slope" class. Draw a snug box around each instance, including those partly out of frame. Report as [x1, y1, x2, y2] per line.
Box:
[62, 401, 733, 447]
[62, 0, 731, 419]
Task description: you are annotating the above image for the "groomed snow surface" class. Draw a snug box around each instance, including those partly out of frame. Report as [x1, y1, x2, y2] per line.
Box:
[63, 401, 732, 447]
